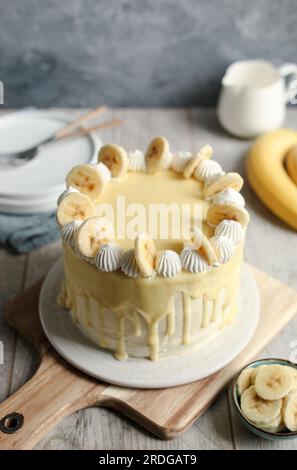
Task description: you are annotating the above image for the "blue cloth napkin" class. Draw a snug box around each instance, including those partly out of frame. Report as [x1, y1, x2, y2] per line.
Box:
[0, 211, 59, 253]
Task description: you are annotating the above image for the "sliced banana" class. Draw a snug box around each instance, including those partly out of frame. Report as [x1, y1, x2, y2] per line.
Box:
[135, 232, 157, 277]
[207, 202, 250, 228]
[183, 227, 218, 266]
[257, 413, 284, 432]
[57, 192, 96, 226]
[238, 365, 269, 391]
[285, 146, 297, 185]
[66, 164, 108, 201]
[289, 366, 297, 390]
[250, 365, 268, 385]
[240, 385, 282, 425]
[237, 367, 255, 396]
[98, 144, 128, 178]
[283, 390, 297, 431]
[203, 172, 243, 198]
[255, 364, 293, 401]
[183, 144, 213, 178]
[145, 136, 170, 174]
[77, 216, 114, 258]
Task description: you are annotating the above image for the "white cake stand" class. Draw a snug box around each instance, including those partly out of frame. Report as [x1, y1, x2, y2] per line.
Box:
[39, 259, 260, 389]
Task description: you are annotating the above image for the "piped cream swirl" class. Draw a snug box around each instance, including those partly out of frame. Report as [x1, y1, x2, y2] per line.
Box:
[156, 250, 182, 278]
[91, 162, 112, 182]
[95, 242, 124, 272]
[120, 249, 141, 278]
[209, 235, 235, 263]
[212, 188, 245, 207]
[60, 220, 82, 248]
[128, 150, 146, 172]
[215, 220, 244, 244]
[171, 151, 192, 173]
[194, 160, 223, 182]
[180, 248, 209, 273]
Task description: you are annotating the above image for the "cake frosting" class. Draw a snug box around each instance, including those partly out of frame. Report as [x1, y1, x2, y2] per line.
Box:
[56, 136, 249, 361]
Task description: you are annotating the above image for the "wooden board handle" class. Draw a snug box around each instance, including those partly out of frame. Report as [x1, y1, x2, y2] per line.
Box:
[0, 353, 105, 450]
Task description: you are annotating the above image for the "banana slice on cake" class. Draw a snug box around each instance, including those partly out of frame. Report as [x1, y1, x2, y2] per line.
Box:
[57, 192, 96, 226]
[283, 390, 297, 431]
[66, 164, 109, 201]
[207, 202, 250, 228]
[285, 146, 297, 185]
[183, 144, 213, 178]
[77, 216, 114, 258]
[135, 232, 157, 277]
[240, 385, 282, 425]
[254, 364, 293, 401]
[145, 136, 170, 173]
[203, 172, 243, 198]
[184, 227, 218, 266]
[98, 144, 128, 178]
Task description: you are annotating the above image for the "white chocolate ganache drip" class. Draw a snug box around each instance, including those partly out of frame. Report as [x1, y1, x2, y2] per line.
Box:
[57, 137, 248, 361]
[61, 241, 243, 360]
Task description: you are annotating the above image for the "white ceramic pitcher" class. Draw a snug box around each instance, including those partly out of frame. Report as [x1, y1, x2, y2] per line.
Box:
[217, 60, 297, 138]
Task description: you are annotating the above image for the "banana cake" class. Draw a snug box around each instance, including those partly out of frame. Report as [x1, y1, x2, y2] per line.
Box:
[56, 137, 249, 361]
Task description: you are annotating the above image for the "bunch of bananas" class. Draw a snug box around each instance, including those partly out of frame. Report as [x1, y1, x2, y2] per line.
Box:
[247, 129, 297, 230]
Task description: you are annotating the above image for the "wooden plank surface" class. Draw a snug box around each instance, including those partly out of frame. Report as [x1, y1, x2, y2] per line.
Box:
[1, 263, 296, 450]
[0, 107, 297, 449]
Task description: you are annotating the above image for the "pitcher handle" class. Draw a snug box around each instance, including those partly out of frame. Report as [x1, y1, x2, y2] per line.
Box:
[278, 62, 297, 104]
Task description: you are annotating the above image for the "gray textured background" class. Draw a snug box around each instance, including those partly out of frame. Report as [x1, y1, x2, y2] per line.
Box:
[0, 0, 296, 107]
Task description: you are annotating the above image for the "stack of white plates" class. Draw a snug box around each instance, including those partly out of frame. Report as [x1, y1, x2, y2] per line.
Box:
[0, 110, 101, 214]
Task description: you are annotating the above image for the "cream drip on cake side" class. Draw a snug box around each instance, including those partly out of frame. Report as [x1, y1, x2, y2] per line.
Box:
[60, 241, 243, 360]
[56, 136, 249, 361]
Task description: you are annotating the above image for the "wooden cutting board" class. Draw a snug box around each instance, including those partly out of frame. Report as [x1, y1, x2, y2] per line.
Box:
[0, 264, 297, 450]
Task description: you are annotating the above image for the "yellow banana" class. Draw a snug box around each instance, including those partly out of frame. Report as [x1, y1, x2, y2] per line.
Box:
[286, 146, 297, 185]
[246, 129, 297, 231]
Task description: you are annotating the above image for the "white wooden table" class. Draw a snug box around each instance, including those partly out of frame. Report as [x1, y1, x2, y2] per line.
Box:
[0, 108, 297, 450]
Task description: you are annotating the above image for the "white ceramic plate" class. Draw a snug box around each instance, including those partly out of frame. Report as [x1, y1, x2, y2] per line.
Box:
[39, 259, 260, 389]
[0, 110, 101, 212]
[0, 194, 59, 214]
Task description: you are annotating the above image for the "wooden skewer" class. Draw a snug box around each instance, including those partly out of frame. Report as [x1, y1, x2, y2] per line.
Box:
[59, 118, 123, 139]
[54, 106, 108, 139]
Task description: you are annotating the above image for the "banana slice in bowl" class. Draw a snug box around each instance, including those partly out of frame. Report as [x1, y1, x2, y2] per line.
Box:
[231, 358, 297, 440]
[241, 385, 282, 425]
